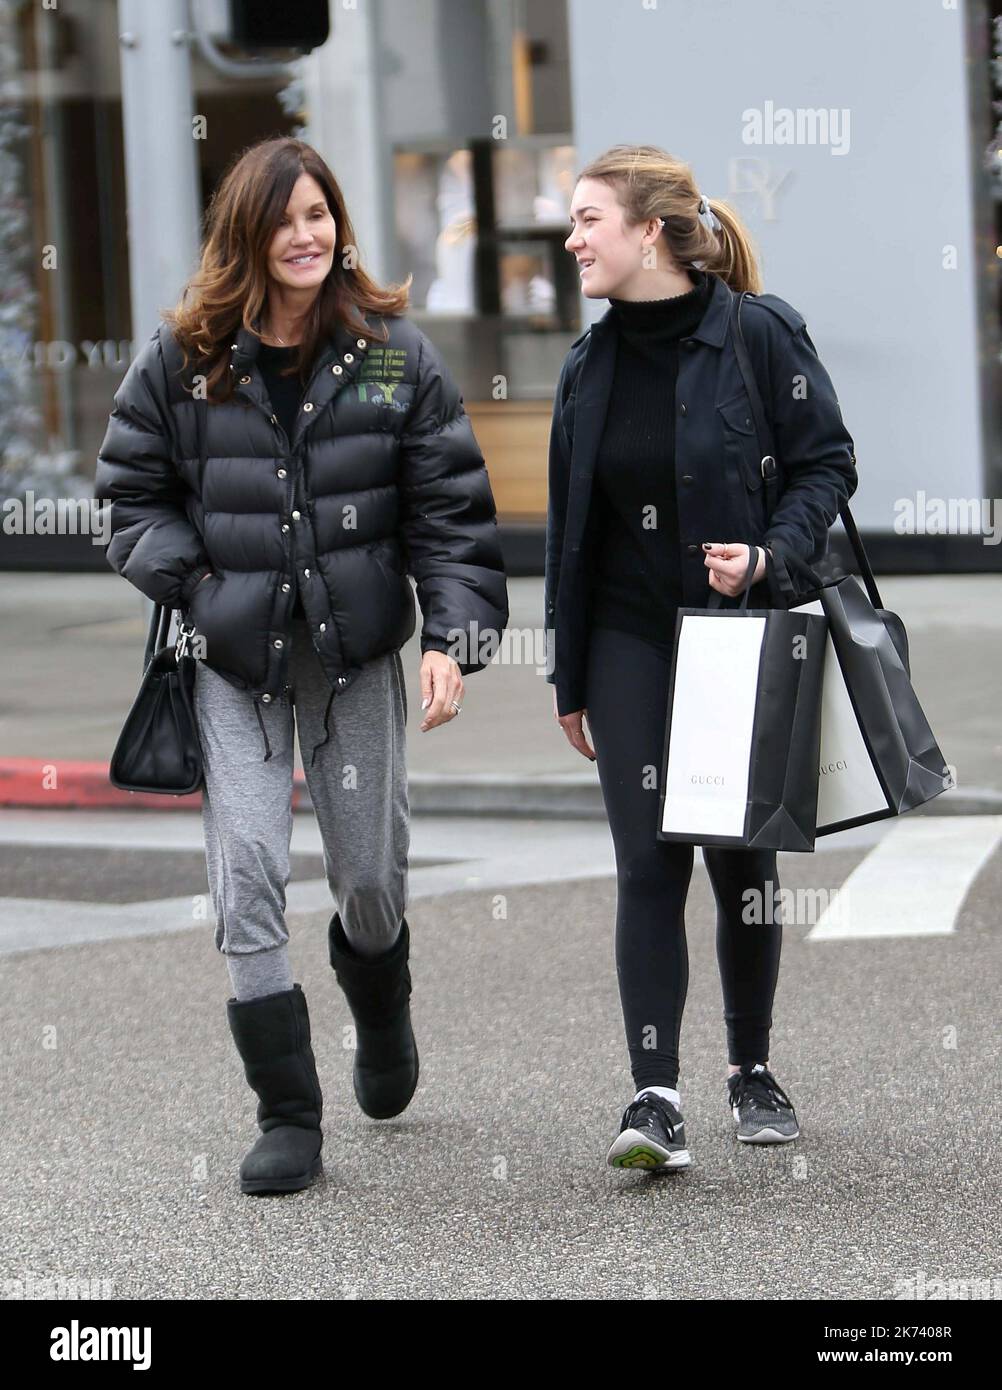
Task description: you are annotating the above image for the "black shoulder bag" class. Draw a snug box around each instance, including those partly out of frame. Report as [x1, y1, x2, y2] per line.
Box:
[108, 603, 204, 796]
[729, 289, 909, 672]
[730, 290, 952, 829]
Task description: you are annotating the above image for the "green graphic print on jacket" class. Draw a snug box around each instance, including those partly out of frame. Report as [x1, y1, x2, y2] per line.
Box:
[356, 345, 409, 409]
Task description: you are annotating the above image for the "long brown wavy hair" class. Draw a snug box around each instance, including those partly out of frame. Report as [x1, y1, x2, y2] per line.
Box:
[163, 137, 412, 402]
[577, 144, 762, 294]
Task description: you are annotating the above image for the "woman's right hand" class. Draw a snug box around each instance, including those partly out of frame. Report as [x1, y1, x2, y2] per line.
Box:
[553, 686, 596, 761]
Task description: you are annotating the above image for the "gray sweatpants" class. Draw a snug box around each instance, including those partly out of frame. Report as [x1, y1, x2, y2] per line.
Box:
[194, 618, 410, 971]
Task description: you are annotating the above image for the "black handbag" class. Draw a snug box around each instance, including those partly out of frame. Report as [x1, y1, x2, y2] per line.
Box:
[109, 603, 204, 796]
[729, 290, 950, 830]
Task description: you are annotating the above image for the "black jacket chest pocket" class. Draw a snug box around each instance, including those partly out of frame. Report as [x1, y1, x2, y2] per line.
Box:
[716, 393, 762, 491]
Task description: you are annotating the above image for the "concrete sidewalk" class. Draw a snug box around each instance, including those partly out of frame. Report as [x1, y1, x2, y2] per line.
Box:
[0, 571, 998, 815]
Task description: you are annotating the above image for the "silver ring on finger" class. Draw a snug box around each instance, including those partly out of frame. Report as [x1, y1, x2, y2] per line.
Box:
[451, 700, 462, 714]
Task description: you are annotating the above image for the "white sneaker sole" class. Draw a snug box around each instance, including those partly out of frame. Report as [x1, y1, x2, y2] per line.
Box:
[607, 1127, 691, 1169]
[732, 1110, 800, 1143]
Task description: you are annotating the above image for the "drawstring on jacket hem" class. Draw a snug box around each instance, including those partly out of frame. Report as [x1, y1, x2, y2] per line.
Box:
[251, 686, 337, 765]
[311, 688, 336, 766]
[252, 696, 273, 763]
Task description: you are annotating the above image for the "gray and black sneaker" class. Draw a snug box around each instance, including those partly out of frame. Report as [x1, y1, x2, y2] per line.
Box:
[727, 1063, 799, 1143]
[607, 1091, 691, 1169]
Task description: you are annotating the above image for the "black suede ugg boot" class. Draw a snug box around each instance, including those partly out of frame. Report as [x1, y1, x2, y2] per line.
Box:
[225, 983, 324, 1194]
[328, 913, 419, 1119]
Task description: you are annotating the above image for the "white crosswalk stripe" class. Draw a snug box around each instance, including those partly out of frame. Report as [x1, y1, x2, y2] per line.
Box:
[807, 816, 1002, 939]
[1, 810, 999, 952]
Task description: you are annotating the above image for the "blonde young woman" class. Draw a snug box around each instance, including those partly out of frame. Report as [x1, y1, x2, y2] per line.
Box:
[95, 137, 507, 1194]
[545, 146, 856, 1170]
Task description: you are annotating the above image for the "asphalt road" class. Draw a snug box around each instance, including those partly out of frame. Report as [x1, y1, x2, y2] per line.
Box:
[0, 811, 997, 1301]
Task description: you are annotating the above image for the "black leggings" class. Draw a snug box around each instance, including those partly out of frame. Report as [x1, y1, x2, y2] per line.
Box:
[584, 625, 783, 1089]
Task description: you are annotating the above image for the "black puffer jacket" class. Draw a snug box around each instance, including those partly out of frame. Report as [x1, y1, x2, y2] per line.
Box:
[94, 314, 509, 761]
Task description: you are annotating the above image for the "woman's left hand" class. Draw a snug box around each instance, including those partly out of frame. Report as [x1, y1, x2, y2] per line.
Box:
[702, 542, 766, 597]
[419, 651, 464, 731]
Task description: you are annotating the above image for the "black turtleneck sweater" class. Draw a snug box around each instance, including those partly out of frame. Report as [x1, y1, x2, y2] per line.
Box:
[257, 341, 310, 619]
[589, 269, 714, 652]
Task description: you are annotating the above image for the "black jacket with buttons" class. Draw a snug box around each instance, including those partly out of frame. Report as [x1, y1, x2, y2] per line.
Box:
[94, 314, 509, 752]
[545, 272, 858, 716]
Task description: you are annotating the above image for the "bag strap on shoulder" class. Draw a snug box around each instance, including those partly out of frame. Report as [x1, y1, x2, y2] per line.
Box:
[728, 289, 883, 610]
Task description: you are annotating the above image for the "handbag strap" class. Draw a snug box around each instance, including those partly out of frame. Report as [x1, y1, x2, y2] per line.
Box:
[728, 291, 781, 514]
[143, 604, 197, 674]
[729, 289, 884, 611]
[144, 604, 171, 672]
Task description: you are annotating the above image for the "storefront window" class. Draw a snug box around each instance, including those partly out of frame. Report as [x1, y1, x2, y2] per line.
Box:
[0, 0, 298, 570]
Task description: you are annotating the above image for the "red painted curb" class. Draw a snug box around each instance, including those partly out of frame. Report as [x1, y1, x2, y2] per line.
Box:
[0, 759, 310, 810]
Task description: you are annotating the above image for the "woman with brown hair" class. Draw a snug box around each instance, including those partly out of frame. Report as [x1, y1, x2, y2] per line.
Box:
[545, 145, 856, 1170]
[95, 137, 507, 1194]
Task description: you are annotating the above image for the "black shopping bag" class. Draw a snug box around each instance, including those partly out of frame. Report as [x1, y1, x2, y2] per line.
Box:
[790, 508, 951, 834]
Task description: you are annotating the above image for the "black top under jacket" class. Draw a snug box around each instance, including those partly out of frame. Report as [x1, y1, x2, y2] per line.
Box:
[591, 270, 714, 653]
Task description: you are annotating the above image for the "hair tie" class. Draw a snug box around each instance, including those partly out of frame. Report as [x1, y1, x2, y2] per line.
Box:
[696, 194, 722, 233]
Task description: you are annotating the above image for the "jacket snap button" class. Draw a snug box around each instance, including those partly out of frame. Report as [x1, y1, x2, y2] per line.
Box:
[304, 567, 310, 578]
[683, 339, 696, 350]
[357, 339, 366, 349]
[338, 676, 347, 686]
[277, 468, 287, 478]
[331, 364, 343, 375]
[687, 543, 698, 553]
[281, 582, 290, 592]
[679, 403, 687, 415]
[291, 509, 301, 520]
[261, 693, 272, 703]
[274, 638, 284, 649]
[271, 414, 278, 424]
[344, 352, 354, 363]
[281, 523, 290, 532]
[239, 374, 251, 385]
[302, 401, 314, 411]
[319, 622, 326, 633]
[682, 474, 693, 483]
